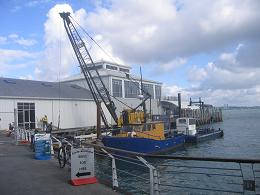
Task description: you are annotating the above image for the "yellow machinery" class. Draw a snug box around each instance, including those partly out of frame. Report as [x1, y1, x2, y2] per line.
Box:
[117, 109, 165, 140]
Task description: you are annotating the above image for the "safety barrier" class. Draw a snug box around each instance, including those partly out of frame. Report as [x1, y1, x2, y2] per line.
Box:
[88, 143, 260, 195]
[40, 136, 260, 194]
[15, 129, 34, 144]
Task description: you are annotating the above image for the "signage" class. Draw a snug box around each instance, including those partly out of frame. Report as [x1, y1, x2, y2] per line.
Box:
[70, 147, 97, 186]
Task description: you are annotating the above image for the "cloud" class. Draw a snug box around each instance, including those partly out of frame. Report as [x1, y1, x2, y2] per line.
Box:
[26, 0, 52, 7]
[8, 34, 19, 39]
[19, 74, 34, 80]
[0, 36, 7, 44]
[34, 4, 78, 80]
[158, 58, 187, 73]
[82, 0, 260, 64]
[15, 37, 38, 46]
[0, 48, 38, 74]
[2, 33, 38, 47]
[192, 41, 260, 91]
[183, 40, 260, 106]
[34, 3, 124, 81]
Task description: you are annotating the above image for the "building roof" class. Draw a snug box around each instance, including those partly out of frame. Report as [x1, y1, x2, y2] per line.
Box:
[62, 61, 162, 85]
[0, 77, 93, 100]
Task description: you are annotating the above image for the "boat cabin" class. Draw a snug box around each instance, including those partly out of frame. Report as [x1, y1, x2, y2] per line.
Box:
[176, 118, 197, 135]
[115, 121, 165, 140]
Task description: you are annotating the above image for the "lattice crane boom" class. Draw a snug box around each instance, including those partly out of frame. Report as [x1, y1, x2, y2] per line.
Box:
[60, 12, 118, 128]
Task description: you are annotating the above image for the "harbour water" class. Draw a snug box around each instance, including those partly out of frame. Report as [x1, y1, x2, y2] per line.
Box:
[97, 108, 260, 194]
[175, 108, 260, 159]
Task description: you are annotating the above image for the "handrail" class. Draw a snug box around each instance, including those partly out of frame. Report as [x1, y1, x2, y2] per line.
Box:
[87, 142, 260, 163]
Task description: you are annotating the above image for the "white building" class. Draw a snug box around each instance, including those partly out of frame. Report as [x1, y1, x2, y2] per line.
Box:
[0, 77, 110, 130]
[61, 60, 163, 123]
[0, 61, 163, 130]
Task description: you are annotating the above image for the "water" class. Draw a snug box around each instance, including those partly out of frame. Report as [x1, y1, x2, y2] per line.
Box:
[97, 109, 260, 194]
[174, 108, 260, 159]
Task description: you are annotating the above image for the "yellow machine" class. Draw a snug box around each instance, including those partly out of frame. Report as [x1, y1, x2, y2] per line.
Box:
[118, 109, 145, 126]
[116, 109, 165, 140]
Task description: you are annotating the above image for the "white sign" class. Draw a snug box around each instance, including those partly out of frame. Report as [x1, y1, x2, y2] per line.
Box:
[71, 147, 95, 181]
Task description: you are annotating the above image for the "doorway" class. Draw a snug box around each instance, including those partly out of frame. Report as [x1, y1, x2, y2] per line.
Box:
[17, 103, 35, 130]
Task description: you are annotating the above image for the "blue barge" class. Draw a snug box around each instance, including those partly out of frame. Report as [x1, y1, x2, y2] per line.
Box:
[176, 118, 224, 143]
[102, 121, 185, 154]
[102, 134, 185, 154]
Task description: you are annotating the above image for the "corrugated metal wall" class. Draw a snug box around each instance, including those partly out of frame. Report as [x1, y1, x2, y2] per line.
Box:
[0, 99, 15, 130]
[0, 98, 99, 130]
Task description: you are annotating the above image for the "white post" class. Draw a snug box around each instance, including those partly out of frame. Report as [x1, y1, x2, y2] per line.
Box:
[137, 156, 160, 195]
[101, 149, 119, 189]
[14, 108, 18, 145]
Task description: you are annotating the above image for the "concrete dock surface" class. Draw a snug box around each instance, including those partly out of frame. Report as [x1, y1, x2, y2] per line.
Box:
[0, 132, 119, 195]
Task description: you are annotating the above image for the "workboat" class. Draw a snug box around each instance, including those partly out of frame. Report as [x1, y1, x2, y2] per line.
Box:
[59, 13, 185, 154]
[176, 117, 224, 143]
[102, 119, 185, 154]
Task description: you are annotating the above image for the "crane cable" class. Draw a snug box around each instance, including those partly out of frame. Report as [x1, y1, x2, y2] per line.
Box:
[70, 15, 135, 110]
[70, 16, 118, 65]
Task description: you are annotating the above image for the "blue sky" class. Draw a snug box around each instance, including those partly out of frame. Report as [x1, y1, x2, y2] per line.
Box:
[1, 0, 260, 106]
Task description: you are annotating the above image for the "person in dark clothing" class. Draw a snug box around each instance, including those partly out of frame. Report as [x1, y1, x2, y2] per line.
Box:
[46, 122, 52, 134]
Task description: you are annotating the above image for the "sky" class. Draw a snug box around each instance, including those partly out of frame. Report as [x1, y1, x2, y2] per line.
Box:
[1, 0, 260, 106]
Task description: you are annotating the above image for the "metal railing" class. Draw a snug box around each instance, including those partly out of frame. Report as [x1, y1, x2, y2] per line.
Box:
[88, 143, 260, 195]
[11, 130, 259, 195]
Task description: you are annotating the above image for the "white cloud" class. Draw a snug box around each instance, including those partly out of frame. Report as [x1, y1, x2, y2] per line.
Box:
[82, 0, 260, 64]
[0, 36, 7, 44]
[8, 34, 19, 39]
[0, 49, 38, 73]
[194, 42, 260, 90]
[34, 3, 124, 81]
[19, 75, 34, 80]
[5, 1, 259, 106]
[15, 37, 38, 46]
[34, 4, 78, 81]
[158, 58, 187, 73]
[184, 41, 260, 106]
[187, 65, 207, 82]
[26, 0, 51, 7]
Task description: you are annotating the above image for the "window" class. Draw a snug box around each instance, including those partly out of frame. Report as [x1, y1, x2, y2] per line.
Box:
[142, 83, 154, 99]
[3, 79, 16, 84]
[88, 64, 103, 71]
[106, 65, 118, 70]
[119, 68, 130, 73]
[124, 81, 139, 98]
[155, 85, 161, 99]
[189, 119, 196, 125]
[41, 83, 53, 87]
[178, 119, 186, 124]
[17, 103, 35, 130]
[112, 79, 122, 97]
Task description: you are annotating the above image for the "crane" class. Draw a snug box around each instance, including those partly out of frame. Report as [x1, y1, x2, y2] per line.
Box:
[60, 12, 153, 130]
[60, 12, 118, 129]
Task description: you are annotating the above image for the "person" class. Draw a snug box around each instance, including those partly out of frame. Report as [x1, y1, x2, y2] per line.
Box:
[42, 115, 48, 131]
[46, 122, 52, 134]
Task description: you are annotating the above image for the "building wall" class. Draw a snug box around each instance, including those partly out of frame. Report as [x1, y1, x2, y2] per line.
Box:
[0, 98, 103, 130]
[0, 99, 15, 130]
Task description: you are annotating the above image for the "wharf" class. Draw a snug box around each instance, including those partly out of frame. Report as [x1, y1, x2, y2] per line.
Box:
[0, 132, 118, 195]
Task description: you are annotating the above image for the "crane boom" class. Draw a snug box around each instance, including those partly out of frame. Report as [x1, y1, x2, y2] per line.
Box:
[60, 12, 118, 128]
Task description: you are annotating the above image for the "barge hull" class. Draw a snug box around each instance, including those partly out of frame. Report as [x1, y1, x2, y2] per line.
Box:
[185, 130, 224, 143]
[102, 135, 185, 154]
